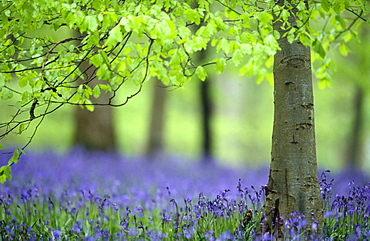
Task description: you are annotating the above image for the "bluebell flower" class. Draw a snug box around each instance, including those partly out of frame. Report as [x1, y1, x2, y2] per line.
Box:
[53, 230, 61, 239]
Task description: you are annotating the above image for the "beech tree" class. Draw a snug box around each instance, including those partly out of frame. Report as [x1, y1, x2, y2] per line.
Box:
[263, 0, 322, 236]
[0, 0, 368, 235]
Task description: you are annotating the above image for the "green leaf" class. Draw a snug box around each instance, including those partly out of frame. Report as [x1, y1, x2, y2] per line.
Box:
[90, 54, 104, 66]
[335, 15, 346, 30]
[258, 12, 273, 26]
[85, 99, 94, 112]
[15, 101, 22, 110]
[19, 124, 26, 134]
[85, 15, 99, 32]
[9, 149, 21, 164]
[232, 49, 243, 66]
[4, 165, 11, 180]
[100, 51, 110, 64]
[0, 144, 3, 150]
[333, 1, 346, 13]
[0, 171, 7, 183]
[96, 64, 111, 80]
[196, 24, 216, 38]
[86, 31, 100, 48]
[338, 43, 349, 56]
[299, 32, 311, 46]
[92, 85, 101, 98]
[287, 28, 296, 44]
[19, 76, 28, 88]
[195, 66, 207, 81]
[321, 0, 331, 12]
[318, 78, 332, 89]
[169, 50, 181, 66]
[184, 9, 201, 25]
[116, 61, 126, 75]
[313, 39, 326, 58]
[184, 36, 208, 53]
[99, 84, 112, 92]
[106, 25, 123, 48]
[0, 73, 5, 87]
[216, 58, 226, 74]
[343, 32, 352, 43]
[1, 89, 13, 100]
[211, 38, 218, 47]
[0, 165, 12, 183]
[217, 38, 230, 54]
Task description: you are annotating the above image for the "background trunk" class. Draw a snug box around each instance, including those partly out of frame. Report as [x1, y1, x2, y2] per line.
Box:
[196, 47, 214, 161]
[263, 0, 323, 236]
[146, 78, 167, 156]
[345, 85, 365, 168]
[74, 63, 116, 151]
[200, 79, 213, 160]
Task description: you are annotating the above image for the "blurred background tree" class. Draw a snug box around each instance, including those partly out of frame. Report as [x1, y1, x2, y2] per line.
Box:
[72, 29, 117, 152]
[338, 27, 370, 170]
[146, 78, 167, 157]
[197, 47, 214, 161]
[74, 73, 117, 152]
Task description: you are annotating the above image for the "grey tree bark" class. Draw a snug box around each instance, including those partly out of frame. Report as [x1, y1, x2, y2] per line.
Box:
[263, 0, 323, 236]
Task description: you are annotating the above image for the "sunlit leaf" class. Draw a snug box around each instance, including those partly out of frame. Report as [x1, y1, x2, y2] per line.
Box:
[85, 99, 95, 112]
[318, 78, 332, 89]
[0, 173, 7, 183]
[90, 54, 104, 66]
[9, 149, 21, 164]
[313, 39, 326, 58]
[0, 74, 5, 87]
[106, 25, 123, 48]
[116, 61, 126, 75]
[92, 85, 101, 98]
[321, 0, 331, 12]
[19, 124, 25, 134]
[232, 49, 243, 66]
[19, 76, 28, 88]
[85, 15, 99, 32]
[216, 58, 226, 74]
[195, 66, 207, 81]
[339, 43, 349, 56]
[299, 32, 311, 46]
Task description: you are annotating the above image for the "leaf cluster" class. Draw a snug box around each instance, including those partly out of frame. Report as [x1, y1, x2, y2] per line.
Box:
[0, 0, 369, 182]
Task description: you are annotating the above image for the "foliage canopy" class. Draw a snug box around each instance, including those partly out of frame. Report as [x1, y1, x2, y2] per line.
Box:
[0, 0, 369, 182]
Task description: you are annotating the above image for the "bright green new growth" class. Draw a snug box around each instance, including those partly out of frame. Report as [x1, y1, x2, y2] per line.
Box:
[0, 0, 368, 182]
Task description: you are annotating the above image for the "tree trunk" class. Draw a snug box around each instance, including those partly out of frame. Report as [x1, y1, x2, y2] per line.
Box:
[345, 85, 364, 168]
[196, 47, 213, 161]
[146, 78, 167, 156]
[200, 79, 213, 160]
[343, 24, 370, 170]
[263, 0, 323, 236]
[74, 63, 116, 151]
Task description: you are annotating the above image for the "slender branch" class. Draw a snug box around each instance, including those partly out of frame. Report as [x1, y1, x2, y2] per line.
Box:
[41, 37, 82, 86]
[109, 34, 154, 107]
[346, 8, 368, 22]
[334, 14, 361, 41]
[22, 98, 52, 151]
[215, 0, 242, 15]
